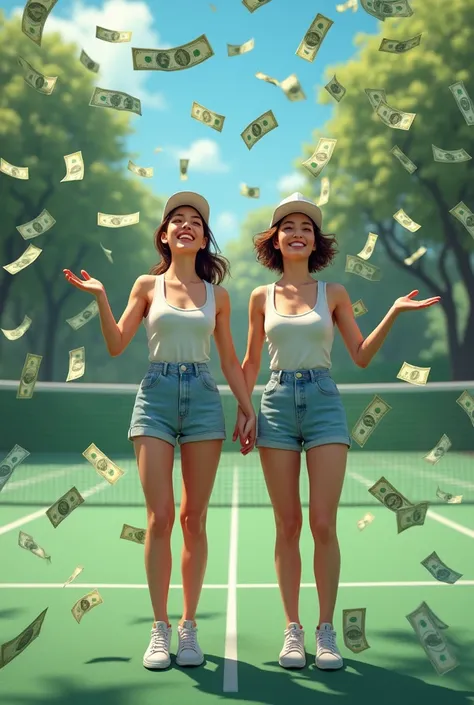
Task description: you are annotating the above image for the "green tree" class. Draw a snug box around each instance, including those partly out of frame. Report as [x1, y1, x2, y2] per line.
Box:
[298, 0, 474, 379]
[0, 12, 163, 382]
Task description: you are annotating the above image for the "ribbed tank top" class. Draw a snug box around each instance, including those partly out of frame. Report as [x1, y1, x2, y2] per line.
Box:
[143, 274, 216, 362]
[264, 280, 334, 370]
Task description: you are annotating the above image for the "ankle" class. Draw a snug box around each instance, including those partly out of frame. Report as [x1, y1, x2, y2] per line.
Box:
[153, 620, 171, 628]
[179, 619, 197, 627]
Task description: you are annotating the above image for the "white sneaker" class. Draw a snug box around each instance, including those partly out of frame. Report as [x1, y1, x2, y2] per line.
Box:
[176, 620, 204, 667]
[315, 622, 343, 670]
[279, 622, 306, 669]
[143, 621, 172, 669]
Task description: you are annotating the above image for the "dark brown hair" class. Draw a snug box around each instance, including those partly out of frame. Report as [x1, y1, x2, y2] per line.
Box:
[149, 208, 230, 285]
[253, 215, 338, 274]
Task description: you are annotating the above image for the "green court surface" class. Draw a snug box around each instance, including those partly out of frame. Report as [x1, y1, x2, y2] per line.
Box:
[1, 451, 474, 705]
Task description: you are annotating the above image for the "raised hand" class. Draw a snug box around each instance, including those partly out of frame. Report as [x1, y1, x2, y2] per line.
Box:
[63, 269, 105, 298]
[393, 290, 441, 313]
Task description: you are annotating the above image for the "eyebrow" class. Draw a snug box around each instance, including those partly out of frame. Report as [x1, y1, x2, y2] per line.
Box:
[173, 211, 202, 221]
[283, 219, 312, 227]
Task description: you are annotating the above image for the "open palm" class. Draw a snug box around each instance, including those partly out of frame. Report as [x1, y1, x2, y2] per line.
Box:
[393, 290, 441, 313]
[63, 269, 105, 297]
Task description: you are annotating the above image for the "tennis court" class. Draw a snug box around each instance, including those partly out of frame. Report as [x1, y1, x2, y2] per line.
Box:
[1, 379, 474, 705]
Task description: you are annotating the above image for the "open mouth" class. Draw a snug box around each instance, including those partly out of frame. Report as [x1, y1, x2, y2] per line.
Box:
[177, 233, 194, 241]
[289, 241, 306, 248]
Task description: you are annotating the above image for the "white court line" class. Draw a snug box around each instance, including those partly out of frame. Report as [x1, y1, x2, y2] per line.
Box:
[0, 480, 109, 536]
[1, 580, 473, 589]
[3, 467, 81, 493]
[223, 466, 239, 693]
[348, 471, 474, 539]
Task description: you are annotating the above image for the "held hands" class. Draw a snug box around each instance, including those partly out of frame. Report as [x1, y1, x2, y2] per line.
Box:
[232, 407, 256, 455]
[392, 290, 441, 314]
[63, 269, 105, 298]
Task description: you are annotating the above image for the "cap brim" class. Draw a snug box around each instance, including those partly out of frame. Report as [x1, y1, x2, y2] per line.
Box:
[162, 192, 210, 225]
[270, 201, 322, 230]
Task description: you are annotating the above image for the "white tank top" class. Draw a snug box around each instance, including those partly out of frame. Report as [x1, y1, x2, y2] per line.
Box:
[143, 274, 216, 362]
[264, 280, 334, 370]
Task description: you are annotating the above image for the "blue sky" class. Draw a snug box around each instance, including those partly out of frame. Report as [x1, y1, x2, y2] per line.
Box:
[6, 0, 379, 249]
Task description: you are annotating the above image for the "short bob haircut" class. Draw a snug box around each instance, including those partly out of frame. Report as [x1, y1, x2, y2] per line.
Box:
[149, 207, 230, 285]
[253, 215, 338, 274]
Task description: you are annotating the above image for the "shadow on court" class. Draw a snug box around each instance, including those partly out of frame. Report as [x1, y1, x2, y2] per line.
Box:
[2, 679, 163, 705]
[130, 611, 223, 625]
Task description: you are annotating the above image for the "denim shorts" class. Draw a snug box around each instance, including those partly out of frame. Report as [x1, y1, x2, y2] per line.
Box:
[256, 368, 351, 453]
[128, 362, 226, 447]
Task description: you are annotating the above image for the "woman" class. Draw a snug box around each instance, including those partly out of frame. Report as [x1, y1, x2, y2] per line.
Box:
[235, 191, 440, 671]
[64, 191, 256, 670]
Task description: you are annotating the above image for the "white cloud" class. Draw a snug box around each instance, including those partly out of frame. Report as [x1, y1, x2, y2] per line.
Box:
[214, 211, 239, 239]
[173, 139, 229, 173]
[277, 172, 306, 193]
[12, 0, 167, 110]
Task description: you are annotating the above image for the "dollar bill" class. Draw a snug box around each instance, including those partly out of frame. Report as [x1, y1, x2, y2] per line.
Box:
[3, 244, 42, 275]
[227, 38, 254, 56]
[16, 209, 56, 240]
[365, 88, 387, 111]
[128, 160, 154, 178]
[352, 397, 392, 448]
[360, 0, 413, 20]
[18, 531, 50, 562]
[369, 476, 412, 511]
[456, 390, 474, 426]
[436, 486, 462, 504]
[120, 524, 147, 544]
[191, 101, 226, 132]
[66, 300, 99, 330]
[0, 445, 30, 493]
[72, 589, 103, 624]
[46, 486, 84, 528]
[397, 361, 430, 386]
[154, 147, 163, 153]
[404, 246, 427, 266]
[324, 75, 346, 102]
[449, 202, 474, 239]
[406, 603, 458, 674]
[60, 151, 84, 182]
[240, 184, 260, 198]
[423, 434, 451, 464]
[96, 26, 132, 42]
[18, 56, 57, 95]
[132, 35, 214, 71]
[449, 81, 474, 126]
[89, 87, 141, 116]
[296, 14, 333, 63]
[302, 138, 337, 178]
[17, 353, 42, 399]
[397, 502, 429, 533]
[419, 602, 448, 631]
[376, 100, 416, 130]
[255, 71, 279, 86]
[64, 566, 84, 587]
[352, 299, 368, 317]
[100, 243, 113, 263]
[66, 347, 85, 382]
[242, 0, 272, 11]
[336, 0, 358, 11]
[432, 145, 472, 163]
[22, 0, 58, 46]
[98, 212, 140, 228]
[357, 512, 374, 531]
[80, 49, 99, 73]
[210, 3, 217, 10]
[82, 443, 125, 485]
[345, 255, 382, 281]
[0, 158, 29, 180]
[357, 232, 378, 260]
[343, 608, 370, 652]
[180, 159, 189, 180]
[0, 609, 48, 670]
[241, 110, 278, 150]
[421, 551, 462, 584]
[393, 208, 421, 232]
[280, 74, 306, 101]
[317, 177, 330, 206]
[379, 34, 422, 53]
[390, 145, 417, 173]
[1, 315, 32, 340]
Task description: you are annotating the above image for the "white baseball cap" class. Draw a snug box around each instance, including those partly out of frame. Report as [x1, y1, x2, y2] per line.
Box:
[270, 192, 322, 230]
[162, 191, 210, 225]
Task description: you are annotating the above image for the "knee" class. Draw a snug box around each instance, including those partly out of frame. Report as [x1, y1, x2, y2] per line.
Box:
[180, 510, 206, 538]
[310, 516, 336, 545]
[148, 508, 175, 538]
[275, 514, 302, 542]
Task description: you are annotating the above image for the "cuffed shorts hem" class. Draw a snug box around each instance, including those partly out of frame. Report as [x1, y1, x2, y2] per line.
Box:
[179, 432, 226, 445]
[256, 438, 302, 452]
[128, 426, 176, 447]
[304, 436, 352, 452]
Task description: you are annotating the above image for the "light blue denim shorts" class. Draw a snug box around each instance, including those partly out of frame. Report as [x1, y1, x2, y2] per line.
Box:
[256, 368, 351, 453]
[128, 362, 226, 447]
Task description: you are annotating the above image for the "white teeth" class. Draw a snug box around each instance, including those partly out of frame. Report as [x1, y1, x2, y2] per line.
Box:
[289, 242, 305, 247]
[178, 235, 193, 241]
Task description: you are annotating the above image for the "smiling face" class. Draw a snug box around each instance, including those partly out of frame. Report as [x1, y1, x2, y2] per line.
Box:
[161, 206, 207, 253]
[273, 212, 317, 259]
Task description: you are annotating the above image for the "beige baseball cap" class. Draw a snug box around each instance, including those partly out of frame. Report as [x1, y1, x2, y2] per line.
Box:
[162, 191, 210, 225]
[270, 192, 322, 230]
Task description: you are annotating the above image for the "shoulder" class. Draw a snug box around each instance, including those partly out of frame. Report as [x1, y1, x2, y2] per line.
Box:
[326, 282, 347, 300]
[135, 274, 156, 293]
[212, 283, 230, 314]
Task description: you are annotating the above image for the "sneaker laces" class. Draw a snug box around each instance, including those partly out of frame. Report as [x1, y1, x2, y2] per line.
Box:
[283, 627, 304, 654]
[318, 628, 337, 654]
[150, 625, 169, 654]
[179, 625, 198, 651]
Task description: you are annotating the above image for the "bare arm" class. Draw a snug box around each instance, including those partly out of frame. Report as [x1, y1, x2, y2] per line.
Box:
[241, 286, 267, 395]
[97, 276, 148, 357]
